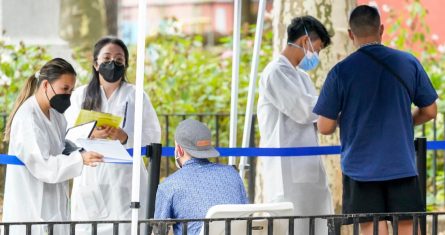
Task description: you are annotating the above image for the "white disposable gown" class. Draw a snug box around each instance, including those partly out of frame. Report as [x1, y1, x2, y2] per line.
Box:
[64, 82, 161, 234]
[2, 96, 84, 235]
[257, 55, 333, 234]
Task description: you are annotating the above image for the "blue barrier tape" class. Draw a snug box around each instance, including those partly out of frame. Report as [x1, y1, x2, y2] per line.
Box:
[0, 154, 24, 165]
[2, 141, 445, 165]
[427, 141, 445, 150]
[159, 146, 342, 157]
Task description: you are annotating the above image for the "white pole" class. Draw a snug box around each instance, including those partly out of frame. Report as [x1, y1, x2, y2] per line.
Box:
[239, 0, 267, 179]
[131, 0, 146, 234]
[229, 0, 242, 165]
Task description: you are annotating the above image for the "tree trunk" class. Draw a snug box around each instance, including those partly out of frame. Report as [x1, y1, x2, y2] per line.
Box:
[241, 0, 252, 24]
[104, 0, 119, 36]
[256, 0, 356, 232]
[59, 0, 106, 51]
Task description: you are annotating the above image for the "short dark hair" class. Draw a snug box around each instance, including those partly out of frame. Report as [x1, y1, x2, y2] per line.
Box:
[287, 15, 331, 47]
[349, 5, 381, 37]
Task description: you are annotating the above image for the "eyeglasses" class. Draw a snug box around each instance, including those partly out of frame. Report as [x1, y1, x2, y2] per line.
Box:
[98, 55, 126, 66]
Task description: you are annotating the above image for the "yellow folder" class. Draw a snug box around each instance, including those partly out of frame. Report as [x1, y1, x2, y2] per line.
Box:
[75, 109, 123, 128]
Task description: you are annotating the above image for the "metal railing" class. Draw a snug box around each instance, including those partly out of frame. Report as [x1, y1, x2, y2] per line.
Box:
[1, 212, 444, 235]
[418, 116, 445, 203]
[0, 122, 440, 234]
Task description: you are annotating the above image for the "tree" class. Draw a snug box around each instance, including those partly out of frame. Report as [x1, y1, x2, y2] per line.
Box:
[104, 0, 119, 36]
[241, 0, 253, 24]
[59, 0, 108, 58]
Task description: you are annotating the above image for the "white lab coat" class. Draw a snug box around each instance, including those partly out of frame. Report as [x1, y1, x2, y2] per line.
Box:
[1, 96, 83, 235]
[257, 55, 333, 234]
[64, 82, 161, 234]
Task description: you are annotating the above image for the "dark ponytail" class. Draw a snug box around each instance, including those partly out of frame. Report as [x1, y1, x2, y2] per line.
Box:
[82, 36, 129, 111]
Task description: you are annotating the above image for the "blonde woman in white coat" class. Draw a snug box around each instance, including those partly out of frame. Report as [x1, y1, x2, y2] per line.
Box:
[1, 58, 103, 235]
[64, 37, 161, 235]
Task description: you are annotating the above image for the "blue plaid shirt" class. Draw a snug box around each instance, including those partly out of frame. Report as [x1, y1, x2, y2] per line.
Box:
[154, 158, 248, 235]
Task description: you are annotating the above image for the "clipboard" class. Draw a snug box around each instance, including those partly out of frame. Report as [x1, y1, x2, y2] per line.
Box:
[65, 120, 97, 144]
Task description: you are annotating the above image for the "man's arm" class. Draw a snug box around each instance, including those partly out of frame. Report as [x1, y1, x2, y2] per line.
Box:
[263, 68, 318, 124]
[154, 186, 173, 219]
[413, 102, 437, 126]
[317, 115, 337, 135]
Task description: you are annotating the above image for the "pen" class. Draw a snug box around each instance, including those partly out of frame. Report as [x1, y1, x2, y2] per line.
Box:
[122, 101, 128, 128]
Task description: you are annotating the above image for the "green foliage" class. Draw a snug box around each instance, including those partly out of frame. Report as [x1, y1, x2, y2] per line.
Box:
[0, 41, 51, 148]
[128, 23, 273, 148]
[384, 0, 445, 211]
[0, 41, 51, 114]
[143, 25, 273, 114]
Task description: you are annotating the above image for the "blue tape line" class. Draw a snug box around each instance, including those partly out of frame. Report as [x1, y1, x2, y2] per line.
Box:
[126, 147, 147, 156]
[427, 141, 445, 150]
[0, 154, 24, 165]
[159, 146, 341, 157]
[2, 141, 445, 165]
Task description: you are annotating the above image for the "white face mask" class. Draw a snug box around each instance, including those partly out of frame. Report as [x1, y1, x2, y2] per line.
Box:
[174, 148, 182, 169]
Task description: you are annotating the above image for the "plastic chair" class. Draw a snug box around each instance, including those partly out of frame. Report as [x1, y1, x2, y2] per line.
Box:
[198, 202, 294, 235]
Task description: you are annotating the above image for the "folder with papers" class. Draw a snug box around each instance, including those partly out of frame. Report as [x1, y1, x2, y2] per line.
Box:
[75, 109, 123, 128]
[76, 139, 133, 163]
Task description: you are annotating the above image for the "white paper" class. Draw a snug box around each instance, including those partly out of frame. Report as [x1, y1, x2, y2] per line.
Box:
[76, 139, 133, 163]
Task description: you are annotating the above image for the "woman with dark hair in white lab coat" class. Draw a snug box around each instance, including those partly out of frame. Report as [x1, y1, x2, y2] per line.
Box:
[1, 58, 103, 235]
[64, 37, 161, 234]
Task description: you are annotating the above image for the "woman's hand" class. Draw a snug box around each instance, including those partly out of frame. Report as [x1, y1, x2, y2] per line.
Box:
[81, 151, 104, 167]
[90, 126, 112, 139]
[90, 125, 128, 144]
[108, 127, 128, 144]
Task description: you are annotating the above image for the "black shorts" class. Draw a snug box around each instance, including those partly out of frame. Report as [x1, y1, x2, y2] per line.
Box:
[342, 174, 425, 222]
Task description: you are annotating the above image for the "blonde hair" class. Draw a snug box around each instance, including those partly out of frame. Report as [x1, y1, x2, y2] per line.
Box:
[3, 58, 76, 142]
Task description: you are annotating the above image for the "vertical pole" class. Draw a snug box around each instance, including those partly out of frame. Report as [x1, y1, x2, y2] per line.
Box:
[248, 116, 256, 203]
[165, 115, 170, 176]
[146, 143, 163, 234]
[215, 114, 220, 163]
[228, 0, 242, 166]
[327, 218, 340, 235]
[131, 0, 147, 234]
[239, 0, 267, 177]
[415, 137, 427, 235]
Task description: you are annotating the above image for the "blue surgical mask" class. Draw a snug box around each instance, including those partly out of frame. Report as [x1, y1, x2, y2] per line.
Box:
[288, 36, 320, 71]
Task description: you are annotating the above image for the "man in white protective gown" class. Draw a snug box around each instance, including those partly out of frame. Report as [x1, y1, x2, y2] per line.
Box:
[257, 15, 333, 234]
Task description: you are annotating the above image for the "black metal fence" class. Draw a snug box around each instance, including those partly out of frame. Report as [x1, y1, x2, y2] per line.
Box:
[0, 114, 444, 234]
[418, 115, 445, 205]
[1, 212, 445, 235]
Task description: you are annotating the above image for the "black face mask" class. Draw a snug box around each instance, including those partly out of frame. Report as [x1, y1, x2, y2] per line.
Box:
[46, 83, 71, 113]
[98, 61, 125, 83]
